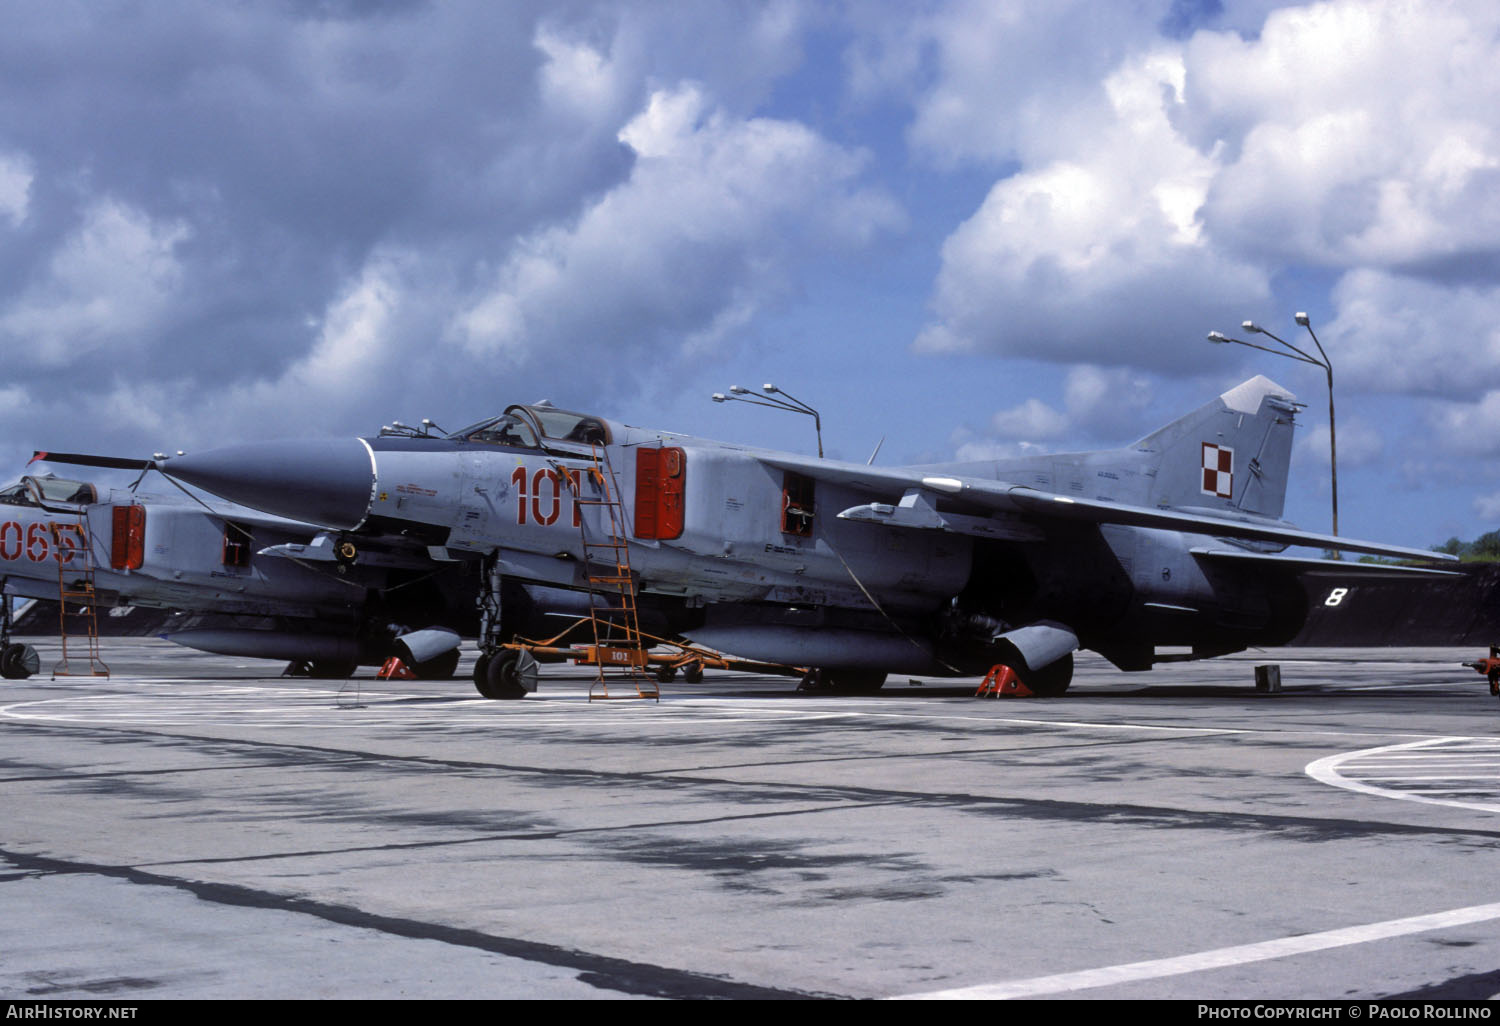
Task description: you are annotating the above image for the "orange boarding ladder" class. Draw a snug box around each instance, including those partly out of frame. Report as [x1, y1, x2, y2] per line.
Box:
[573, 444, 658, 701]
[50, 513, 109, 678]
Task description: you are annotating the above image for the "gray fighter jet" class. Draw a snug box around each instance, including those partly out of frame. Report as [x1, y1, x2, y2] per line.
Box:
[46, 376, 1453, 697]
[0, 469, 476, 679]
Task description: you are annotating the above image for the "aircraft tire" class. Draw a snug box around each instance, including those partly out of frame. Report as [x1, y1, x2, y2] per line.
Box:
[472, 653, 493, 698]
[483, 650, 531, 700]
[823, 669, 887, 694]
[682, 662, 704, 684]
[307, 659, 358, 679]
[412, 648, 460, 681]
[1, 644, 22, 679]
[1023, 653, 1073, 697]
[1, 643, 38, 679]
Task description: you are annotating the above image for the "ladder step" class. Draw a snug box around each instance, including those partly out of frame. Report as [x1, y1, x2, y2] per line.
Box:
[50, 516, 110, 680]
[577, 444, 656, 702]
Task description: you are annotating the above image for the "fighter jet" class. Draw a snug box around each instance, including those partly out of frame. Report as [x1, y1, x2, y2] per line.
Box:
[0, 469, 475, 679]
[45, 376, 1453, 697]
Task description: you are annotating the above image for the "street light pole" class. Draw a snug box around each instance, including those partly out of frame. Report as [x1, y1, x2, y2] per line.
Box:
[711, 383, 824, 457]
[1206, 313, 1338, 538]
[1294, 313, 1336, 540]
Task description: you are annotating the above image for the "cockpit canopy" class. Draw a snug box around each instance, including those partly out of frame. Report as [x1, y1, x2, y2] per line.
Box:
[0, 475, 98, 508]
[449, 412, 540, 448]
[448, 404, 610, 449]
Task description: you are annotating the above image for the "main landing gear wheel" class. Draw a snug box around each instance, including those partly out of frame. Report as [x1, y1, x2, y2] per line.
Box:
[476, 650, 538, 700]
[1, 643, 39, 679]
[411, 648, 461, 680]
[1023, 653, 1073, 697]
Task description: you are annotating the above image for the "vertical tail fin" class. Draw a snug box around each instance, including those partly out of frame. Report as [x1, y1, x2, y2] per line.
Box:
[1133, 376, 1300, 519]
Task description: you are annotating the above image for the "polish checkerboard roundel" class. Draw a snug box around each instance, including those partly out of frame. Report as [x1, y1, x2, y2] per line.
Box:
[1201, 442, 1233, 498]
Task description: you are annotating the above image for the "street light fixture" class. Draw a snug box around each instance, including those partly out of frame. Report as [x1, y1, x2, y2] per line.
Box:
[710, 382, 824, 457]
[1205, 314, 1338, 538]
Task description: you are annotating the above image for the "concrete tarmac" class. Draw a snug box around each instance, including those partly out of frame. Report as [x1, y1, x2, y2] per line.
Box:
[2, 638, 1499, 1000]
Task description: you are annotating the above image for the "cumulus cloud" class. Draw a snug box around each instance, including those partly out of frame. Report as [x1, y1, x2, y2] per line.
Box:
[0, 3, 894, 457]
[185, 253, 418, 441]
[849, 0, 1174, 168]
[914, 48, 1269, 367]
[1322, 270, 1500, 398]
[0, 1, 1494, 549]
[449, 83, 902, 372]
[0, 198, 189, 366]
[1473, 492, 1500, 523]
[950, 429, 1050, 464]
[534, 25, 625, 127]
[957, 365, 1160, 459]
[904, 0, 1500, 398]
[0, 152, 31, 226]
[988, 398, 1069, 441]
[1188, 0, 1500, 274]
[1063, 365, 1158, 438]
[1428, 391, 1500, 459]
[1293, 414, 1382, 472]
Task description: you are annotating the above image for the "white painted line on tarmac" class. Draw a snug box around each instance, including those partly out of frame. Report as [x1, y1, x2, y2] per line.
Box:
[1, 684, 1250, 734]
[0, 689, 863, 729]
[1307, 738, 1500, 813]
[1, 681, 1481, 747]
[897, 900, 1500, 999]
[1354, 755, 1500, 761]
[1356, 774, 1500, 781]
[684, 708, 1248, 735]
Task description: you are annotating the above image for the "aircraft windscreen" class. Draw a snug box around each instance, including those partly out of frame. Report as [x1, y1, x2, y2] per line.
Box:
[5, 476, 98, 506]
[447, 414, 539, 449]
[0, 482, 35, 507]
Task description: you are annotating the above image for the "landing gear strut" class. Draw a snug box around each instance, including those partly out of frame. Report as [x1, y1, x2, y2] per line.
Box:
[472, 555, 537, 700]
[0, 591, 38, 680]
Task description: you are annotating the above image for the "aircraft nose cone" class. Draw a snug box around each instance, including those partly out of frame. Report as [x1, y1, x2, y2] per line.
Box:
[161, 438, 375, 529]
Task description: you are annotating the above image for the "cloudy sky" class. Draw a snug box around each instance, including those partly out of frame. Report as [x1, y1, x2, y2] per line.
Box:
[3, 0, 1497, 550]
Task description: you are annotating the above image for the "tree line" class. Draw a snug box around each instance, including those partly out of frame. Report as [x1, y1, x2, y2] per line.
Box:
[1434, 532, 1500, 561]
